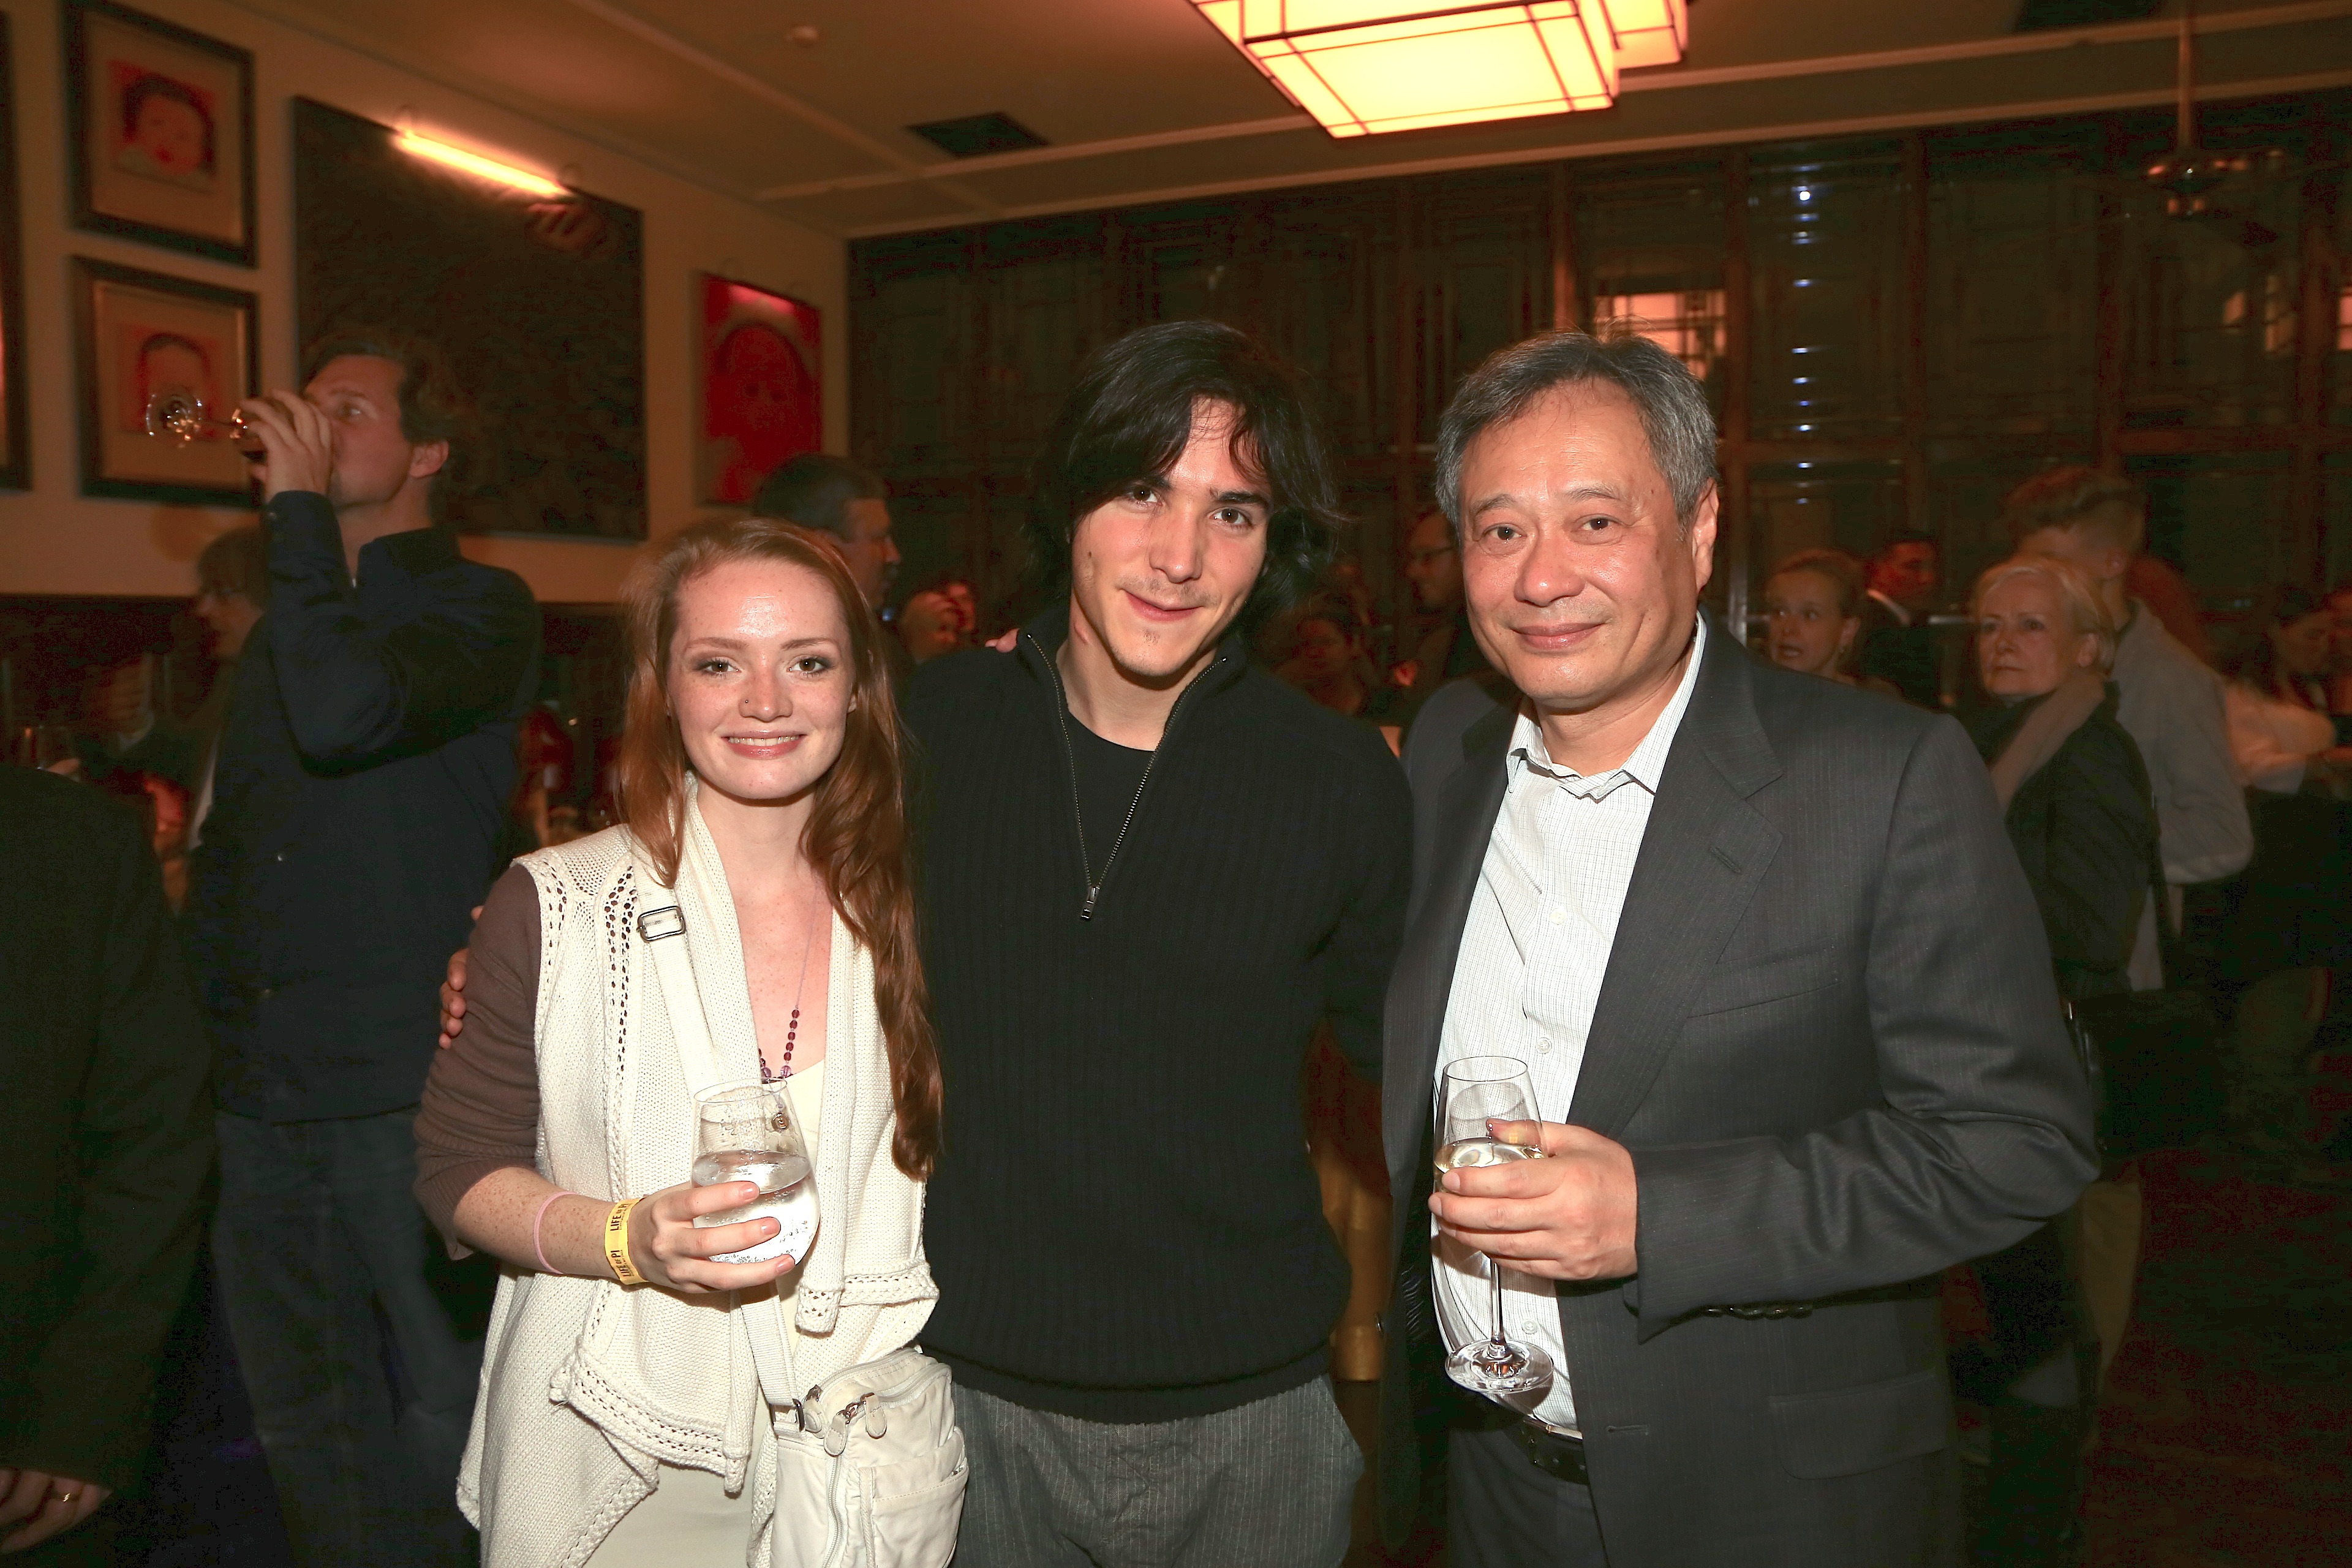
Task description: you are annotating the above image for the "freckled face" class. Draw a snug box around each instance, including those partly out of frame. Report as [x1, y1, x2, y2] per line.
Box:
[668, 559, 854, 805]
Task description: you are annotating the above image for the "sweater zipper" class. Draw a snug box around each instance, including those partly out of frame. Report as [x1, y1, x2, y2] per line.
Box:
[1030, 632, 1220, 921]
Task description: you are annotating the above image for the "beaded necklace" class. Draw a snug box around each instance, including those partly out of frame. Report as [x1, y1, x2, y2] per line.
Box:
[760, 900, 819, 1084]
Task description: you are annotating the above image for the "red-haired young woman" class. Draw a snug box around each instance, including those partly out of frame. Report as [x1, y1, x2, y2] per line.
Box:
[416, 518, 947, 1564]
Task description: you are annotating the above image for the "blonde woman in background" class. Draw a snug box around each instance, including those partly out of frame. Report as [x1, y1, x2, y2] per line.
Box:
[1959, 554, 2156, 1565]
[1759, 548, 1901, 698]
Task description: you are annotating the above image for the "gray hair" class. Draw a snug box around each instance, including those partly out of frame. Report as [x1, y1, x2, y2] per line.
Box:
[1434, 322, 1717, 536]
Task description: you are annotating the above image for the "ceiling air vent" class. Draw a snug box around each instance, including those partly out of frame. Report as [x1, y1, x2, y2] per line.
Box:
[906, 112, 1049, 159]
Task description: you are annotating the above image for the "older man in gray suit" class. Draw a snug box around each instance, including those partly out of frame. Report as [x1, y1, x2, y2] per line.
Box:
[1378, 327, 2095, 1567]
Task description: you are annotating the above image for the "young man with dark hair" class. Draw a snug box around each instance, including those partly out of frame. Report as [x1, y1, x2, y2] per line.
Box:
[907, 320, 1411, 1566]
[295, 330, 472, 523]
[752, 450, 900, 608]
[188, 334, 538, 1567]
[1856, 527, 1943, 707]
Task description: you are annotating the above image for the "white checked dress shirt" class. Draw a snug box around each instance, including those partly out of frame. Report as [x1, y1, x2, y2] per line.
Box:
[1432, 616, 1707, 1433]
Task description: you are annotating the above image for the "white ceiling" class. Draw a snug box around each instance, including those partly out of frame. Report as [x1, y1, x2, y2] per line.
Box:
[235, 0, 2352, 236]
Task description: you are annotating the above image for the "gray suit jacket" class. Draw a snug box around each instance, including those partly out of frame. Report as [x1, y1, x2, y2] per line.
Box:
[1378, 620, 2096, 1568]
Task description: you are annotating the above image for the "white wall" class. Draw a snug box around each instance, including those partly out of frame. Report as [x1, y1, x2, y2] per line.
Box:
[0, 0, 843, 603]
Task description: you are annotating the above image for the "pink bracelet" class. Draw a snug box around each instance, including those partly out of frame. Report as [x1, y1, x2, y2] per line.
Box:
[533, 1190, 579, 1275]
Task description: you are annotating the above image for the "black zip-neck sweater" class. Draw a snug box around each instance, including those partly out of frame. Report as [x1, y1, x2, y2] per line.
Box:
[904, 607, 1411, 1422]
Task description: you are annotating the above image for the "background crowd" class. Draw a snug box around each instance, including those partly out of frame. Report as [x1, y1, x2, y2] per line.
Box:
[6, 320, 2350, 1568]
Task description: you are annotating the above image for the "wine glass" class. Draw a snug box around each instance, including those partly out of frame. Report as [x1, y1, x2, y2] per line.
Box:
[143, 386, 264, 456]
[689, 1083, 819, 1267]
[1436, 1055, 1556, 1400]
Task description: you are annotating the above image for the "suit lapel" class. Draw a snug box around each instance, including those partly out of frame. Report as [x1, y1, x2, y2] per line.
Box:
[1384, 703, 1514, 1186]
[1567, 627, 1785, 1139]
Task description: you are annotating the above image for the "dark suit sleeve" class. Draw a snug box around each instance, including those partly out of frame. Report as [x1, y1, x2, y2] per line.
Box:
[2034, 731, 2155, 978]
[22, 812, 214, 1491]
[1629, 718, 2097, 1330]
[1322, 748, 1413, 1085]
[263, 492, 540, 767]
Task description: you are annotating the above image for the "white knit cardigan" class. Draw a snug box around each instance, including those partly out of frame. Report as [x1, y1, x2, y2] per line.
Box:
[459, 799, 935, 1568]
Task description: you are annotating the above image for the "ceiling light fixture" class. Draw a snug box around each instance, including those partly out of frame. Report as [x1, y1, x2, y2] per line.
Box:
[1599, 0, 1687, 69]
[394, 130, 568, 197]
[1193, 1, 1687, 138]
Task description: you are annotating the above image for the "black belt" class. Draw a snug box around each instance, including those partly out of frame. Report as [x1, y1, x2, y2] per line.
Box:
[1508, 1420, 1588, 1486]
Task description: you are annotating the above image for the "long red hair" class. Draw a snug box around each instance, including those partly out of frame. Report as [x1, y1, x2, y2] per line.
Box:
[614, 518, 941, 1180]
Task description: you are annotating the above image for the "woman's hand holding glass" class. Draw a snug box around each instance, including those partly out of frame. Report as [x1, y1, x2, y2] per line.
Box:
[612, 1180, 803, 1294]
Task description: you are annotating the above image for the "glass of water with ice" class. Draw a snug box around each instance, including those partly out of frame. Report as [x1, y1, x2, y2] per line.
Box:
[690, 1084, 818, 1267]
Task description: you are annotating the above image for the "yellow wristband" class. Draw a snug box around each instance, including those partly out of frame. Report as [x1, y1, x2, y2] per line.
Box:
[605, 1197, 647, 1286]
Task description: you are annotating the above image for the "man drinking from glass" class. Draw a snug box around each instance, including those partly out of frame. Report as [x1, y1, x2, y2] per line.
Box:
[189, 331, 538, 1568]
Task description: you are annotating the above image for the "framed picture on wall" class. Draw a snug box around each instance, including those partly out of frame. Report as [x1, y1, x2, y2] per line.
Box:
[63, 0, 257, 266]
[0, 12, 31, 489]
[73, 257, 258, 504]
[698, 274, 821, 505]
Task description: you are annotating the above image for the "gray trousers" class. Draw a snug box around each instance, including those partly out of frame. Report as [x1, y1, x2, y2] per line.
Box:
[951, 1378, 1362, 1568]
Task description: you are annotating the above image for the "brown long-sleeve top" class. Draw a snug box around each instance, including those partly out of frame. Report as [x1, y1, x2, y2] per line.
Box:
[413, 864, 544, 1242]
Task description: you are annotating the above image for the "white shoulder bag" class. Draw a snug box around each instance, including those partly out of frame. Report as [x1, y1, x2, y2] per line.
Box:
[632, 850, 967, 1568]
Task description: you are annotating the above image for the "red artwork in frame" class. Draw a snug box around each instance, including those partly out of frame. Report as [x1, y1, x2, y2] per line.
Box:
[697, 274, 820, 505]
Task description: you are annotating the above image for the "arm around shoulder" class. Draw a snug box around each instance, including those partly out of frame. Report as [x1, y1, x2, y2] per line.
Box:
[416, 864, 545, 1249]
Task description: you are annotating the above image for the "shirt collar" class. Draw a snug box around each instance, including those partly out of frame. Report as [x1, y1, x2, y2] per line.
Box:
[1866, 588, 1913, 627]
[1509, 615, 1708, 801]
[361, 526, 462, 584]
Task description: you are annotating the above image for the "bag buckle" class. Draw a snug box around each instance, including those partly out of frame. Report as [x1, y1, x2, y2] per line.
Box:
[638, 905, 684, 942]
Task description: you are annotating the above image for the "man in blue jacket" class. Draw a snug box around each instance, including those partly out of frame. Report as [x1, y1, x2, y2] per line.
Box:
[187, 332, 538, 1567]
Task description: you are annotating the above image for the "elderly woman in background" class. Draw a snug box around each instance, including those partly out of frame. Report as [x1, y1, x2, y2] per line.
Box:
[1961, 554, 2157, 1568]
[1972, 556, 2158, 1000]
[1759, 548, 1899, 697]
